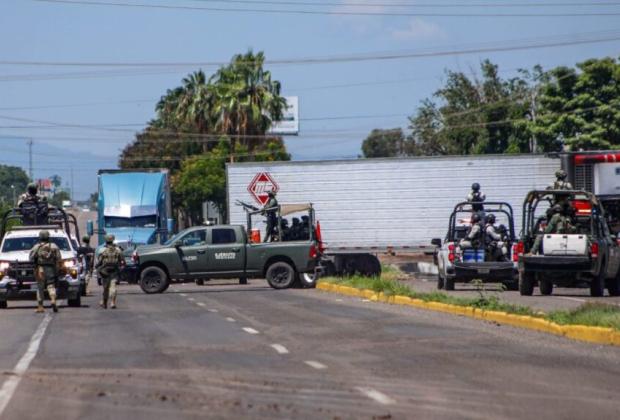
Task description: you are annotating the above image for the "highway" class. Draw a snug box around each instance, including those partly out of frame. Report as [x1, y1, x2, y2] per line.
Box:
[1, 280, 620, 419]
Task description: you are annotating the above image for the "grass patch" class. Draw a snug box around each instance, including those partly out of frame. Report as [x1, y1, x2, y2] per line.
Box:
[320, 267, 620, 331]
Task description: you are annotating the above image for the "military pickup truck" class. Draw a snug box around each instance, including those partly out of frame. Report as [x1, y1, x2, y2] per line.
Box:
[133, 221, 322, 294]
[517, 190, 620, 297]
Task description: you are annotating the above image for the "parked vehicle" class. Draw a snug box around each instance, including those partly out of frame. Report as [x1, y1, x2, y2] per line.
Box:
[516, 190, 620, 297]
[433, 201, 518, 291]
[133, 204, 323, 293]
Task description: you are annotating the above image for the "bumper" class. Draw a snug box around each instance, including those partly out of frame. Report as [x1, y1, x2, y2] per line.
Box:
[520, 255, 594, 272]
[453, 262, 517, 281]
[0, 276, 81, 301]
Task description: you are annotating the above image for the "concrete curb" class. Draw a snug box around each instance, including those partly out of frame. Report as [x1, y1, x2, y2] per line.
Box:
[317, 282, 620, 347]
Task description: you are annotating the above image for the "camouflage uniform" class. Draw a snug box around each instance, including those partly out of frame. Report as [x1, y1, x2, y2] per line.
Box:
[29, 232, 61, 313]
[549, 170, 573, 190]
[96, 237, 124, 309]
[531, 212, 576, 255]
[18, 184, 49, 226]
[262, 192, 279, 242]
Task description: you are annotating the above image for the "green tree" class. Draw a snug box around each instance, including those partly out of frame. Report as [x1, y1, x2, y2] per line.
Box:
[0, 165, 29, 209]
[49, 174, 62, 190]
[361, 128, 406, 158]
[531, 57, 620, 151]
[49, 191, 71, 208]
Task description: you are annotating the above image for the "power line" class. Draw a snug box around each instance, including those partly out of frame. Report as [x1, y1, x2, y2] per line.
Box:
[35, 0, 620, 17]
[191, 0, 620, 7]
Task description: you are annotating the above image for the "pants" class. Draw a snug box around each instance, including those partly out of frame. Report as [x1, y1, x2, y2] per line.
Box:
[265, 218, 277, 242]
[102, 275, 118, 305]
[36, 279, 57, 304]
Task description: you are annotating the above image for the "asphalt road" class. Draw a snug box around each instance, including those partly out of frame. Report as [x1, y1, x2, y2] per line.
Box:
[1, 280, 620, 419]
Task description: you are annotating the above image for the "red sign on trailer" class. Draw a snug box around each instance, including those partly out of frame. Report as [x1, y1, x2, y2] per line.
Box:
[248, 172, 279, 205]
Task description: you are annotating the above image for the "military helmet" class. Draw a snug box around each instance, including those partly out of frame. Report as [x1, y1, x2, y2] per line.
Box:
[555, 169, 567, 181]
[39, 230, 50, 241]
[267, 190, 276, 198]
[471, 182, 480, 192]
[486, 214, 496, 224]
[82, 235, 90, 243]
[471, 213, 481, 223]
[104, 234, 115, 244]
[27, 183, 38, 195]
[552, 204, 563, 214]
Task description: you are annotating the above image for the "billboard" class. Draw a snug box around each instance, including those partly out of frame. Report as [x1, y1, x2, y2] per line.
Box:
[269, 96, 299, 135]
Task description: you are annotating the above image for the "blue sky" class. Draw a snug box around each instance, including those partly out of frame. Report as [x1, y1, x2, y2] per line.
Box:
[0, 0, 619, 199]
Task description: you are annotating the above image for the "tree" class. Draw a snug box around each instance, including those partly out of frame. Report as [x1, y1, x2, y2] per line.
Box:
[530, 57, 620, 151]
[361, 128, 406, 158]
[0, 165, 29, 209]
[49, 191, 71, 208]
[49, 174, 62, 191]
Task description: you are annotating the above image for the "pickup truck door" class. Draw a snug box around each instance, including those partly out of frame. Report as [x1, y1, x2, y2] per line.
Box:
[176, 229, 209, 274]
[206, 228, 246, 274]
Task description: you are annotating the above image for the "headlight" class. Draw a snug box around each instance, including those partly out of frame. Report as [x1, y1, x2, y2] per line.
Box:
[63, 259, 77, 269]
[0, 261, 9, 271]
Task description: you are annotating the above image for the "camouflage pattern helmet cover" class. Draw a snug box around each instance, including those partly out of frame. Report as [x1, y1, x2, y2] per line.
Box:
[485, 214, 496, 224]
[267, 190, 276, 198]
[555, 169, 567, 180]
[27, 183, 38, 195]
[39, 230, 50, 241]
[104, 234, 115, 244]
[471, 213, 481, 223]
[471, 182, 480, 191]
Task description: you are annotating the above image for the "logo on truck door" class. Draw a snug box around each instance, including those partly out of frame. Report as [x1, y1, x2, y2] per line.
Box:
[248, 172, 279, 205]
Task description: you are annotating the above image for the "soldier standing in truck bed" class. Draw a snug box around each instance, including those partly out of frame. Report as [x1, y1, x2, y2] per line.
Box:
[262, 191, 278, 242]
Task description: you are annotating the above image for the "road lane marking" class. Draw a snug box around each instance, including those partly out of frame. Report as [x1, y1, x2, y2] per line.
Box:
[336, 299, 343, 302]
[0, 314, 52, 416]
[304, 361, 327, 370]
[208, 309, 218, 313]
[188, 297, 195, 302]
[196, 302, 206, 307]
[226, 317, 236, 322]
[243, 327, 259, 335]
[179, 293, 188, 297]
[271, 344, 289, 354]
[355, 387, 396, 405]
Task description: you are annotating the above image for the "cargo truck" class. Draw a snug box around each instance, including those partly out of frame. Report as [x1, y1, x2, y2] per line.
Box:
[226, 154, 559, 277]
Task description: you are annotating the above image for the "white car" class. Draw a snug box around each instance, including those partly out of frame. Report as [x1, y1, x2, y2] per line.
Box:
[0, 226, 82, 309]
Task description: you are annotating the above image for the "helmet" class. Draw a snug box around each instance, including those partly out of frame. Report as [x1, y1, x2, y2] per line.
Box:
[82, 235, 90, 243]
[27, 183, 38, 195]
[39, 230, 50, 241]
[552, 204, 563, 214]
[485, 214, 496, 224]
[471, 183, 480, 192]
[104, 234, 115, 244]
[555, 170, 567, 181]
[268, 190, 276, 198]
[471, 213, 481, 223]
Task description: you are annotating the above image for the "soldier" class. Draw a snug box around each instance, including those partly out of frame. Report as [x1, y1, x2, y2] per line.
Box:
[262, 191, 279, 242]
[290, 217, 301, 241]
[549, 170, 573, 190]
[300, 215, 311, 240]
[95, 234, 124, 309]
[29, 230, 61, 313]
[530, 204, 576, 255]
[467, 183, 486, 212]
[77, 235, 95, 294]
[459, 213, 483, 250]
[18, 183, 49, 226]
[17, 183, 47, 206]
[484, 214, 508, 261]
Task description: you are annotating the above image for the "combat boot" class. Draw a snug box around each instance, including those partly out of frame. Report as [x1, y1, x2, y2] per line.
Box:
[35, 302, 45, 313]
[51, 301, 58, 313]
[100, 300, 107, 309]
[110, 299, 116, 309]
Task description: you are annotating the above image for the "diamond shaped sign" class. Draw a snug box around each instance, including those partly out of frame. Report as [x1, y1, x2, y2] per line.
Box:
[248, 172, 279, 206]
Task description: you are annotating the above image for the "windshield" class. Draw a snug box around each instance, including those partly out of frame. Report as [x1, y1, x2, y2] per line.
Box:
[164, 231, 185, 246]
[2, 237, 72, 252]
[104, 216, 157, 229]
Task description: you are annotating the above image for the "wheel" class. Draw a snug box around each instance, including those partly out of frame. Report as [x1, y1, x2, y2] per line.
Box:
[437, 273, 445, 290]
[445, 276, 455, 291]
[590, 269, 606, 297]
[607, 275, 620, 297]
[239, 277, 248, 285]
[504, 280, 519, 291]
[195, 278, 204, 286]
[140, 266, 170, 294]
[300, 272, 317, 289]
[539, 278, 553, 296]
[0, 301, 7, 309]
[519, 271, 535, 296]
[265, 261, 297, 290]
[68, 294, 81, 307]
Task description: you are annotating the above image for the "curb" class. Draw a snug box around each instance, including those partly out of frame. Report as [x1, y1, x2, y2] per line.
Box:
[317, 282, 620, 347]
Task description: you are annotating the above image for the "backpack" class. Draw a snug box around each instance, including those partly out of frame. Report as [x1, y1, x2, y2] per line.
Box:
[36, 243, 56, 265]
[98, 246, 121, 276]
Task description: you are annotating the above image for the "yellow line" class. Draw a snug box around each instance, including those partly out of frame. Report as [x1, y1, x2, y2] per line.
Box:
[316, 282, 620, 347]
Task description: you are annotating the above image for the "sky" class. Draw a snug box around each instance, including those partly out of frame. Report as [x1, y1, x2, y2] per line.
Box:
[0, 0, 619, 199]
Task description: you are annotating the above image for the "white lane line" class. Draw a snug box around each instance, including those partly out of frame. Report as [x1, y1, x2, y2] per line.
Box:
[179, 293, 187, 297]
[355, 387, 396, 405]
[270, 344, 289, 354]
[226, 317, 236, 322]
[242, 327, 260, 335]
[304, 360, 327, 370]
[208, 309, 218, 313]
[335, 299, 343, 302]
[196, 302, 206, 307]
[0, 314, 52, 416]
[187, 297, 195, 302]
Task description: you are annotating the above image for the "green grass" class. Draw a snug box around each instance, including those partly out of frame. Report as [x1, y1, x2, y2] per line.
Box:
[320, 267, 620, 331]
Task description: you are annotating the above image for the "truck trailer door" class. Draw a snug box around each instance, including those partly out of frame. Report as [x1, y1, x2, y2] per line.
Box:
[206, 228, 245, 275]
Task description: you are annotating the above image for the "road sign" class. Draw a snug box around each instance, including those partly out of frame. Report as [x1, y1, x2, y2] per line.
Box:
[248, 172, 279, 205]
[268, 96, 299, 135]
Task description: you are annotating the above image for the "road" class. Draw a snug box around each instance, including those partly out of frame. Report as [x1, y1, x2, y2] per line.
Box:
[1, 280, 620, 419]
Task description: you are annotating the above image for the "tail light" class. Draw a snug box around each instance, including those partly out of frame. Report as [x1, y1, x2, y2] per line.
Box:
[131, 250, 139, 264]
[513, 241, 524, 262]
[315, 221, 325, 254]
[448, 243, 456, 263]
[309, 244, 319, 259]
[590, 243, 599, 259]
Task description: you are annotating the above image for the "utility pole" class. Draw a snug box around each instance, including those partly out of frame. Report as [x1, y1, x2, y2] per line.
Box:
[28, 139, 33, 179]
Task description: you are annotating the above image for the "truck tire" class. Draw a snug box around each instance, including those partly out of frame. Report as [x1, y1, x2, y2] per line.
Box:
[608, 273, 620, 297]
[195, 279, 204, 286]
[590, 269, 606, 297]
[239, 277, 248, 285]
[445, 276, 455, 291]
[437, 273, 445, 290]
[539, 278, 553, 296]
[0, 301, 7, 309]
[140, 266, 170, 294]
[300, 272, 317, 289]
[266, 262, 297, 290]
[68, 294, 81, 308]
[519, 271, 535, 296]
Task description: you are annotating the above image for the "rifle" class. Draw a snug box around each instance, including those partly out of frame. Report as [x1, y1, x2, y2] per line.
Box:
[236, 200, 259, 212]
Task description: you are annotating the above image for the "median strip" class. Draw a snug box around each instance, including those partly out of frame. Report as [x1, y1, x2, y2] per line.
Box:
[318, 278, 620, 347]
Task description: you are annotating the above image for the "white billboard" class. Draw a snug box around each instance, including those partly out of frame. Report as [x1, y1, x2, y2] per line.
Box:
[269, 96, 299, 135]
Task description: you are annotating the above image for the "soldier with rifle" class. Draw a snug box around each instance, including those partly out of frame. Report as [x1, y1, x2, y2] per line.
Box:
[262, 191, 279, 242]
[29, 230, 61, 313]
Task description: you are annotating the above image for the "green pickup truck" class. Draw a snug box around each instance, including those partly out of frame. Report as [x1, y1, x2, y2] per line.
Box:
[133, 223, 322, 293]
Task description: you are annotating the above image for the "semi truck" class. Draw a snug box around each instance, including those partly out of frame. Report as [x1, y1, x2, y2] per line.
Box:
[226, 154, 559, 276]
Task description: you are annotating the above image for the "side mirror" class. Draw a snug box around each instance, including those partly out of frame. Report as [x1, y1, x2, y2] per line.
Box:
[431, 238, 442, 247]
[86, 220, 94, 236]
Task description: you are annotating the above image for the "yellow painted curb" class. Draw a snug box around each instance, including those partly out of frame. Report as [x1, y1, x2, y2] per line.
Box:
[316, 282, 620, 347]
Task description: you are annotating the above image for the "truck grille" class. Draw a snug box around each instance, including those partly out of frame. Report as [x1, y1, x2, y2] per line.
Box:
[8, 262, 36, 282]
[575, 164, 594, 192]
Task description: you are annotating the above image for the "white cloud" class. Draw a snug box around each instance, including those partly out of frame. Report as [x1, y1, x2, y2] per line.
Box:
[390, 18, 446, 41]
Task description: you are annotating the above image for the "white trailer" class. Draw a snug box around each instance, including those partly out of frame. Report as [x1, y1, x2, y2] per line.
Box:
[227, 154, 560, 275]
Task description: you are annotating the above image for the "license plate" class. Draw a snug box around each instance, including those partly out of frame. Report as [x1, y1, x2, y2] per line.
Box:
[478, 268, 490, 274]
